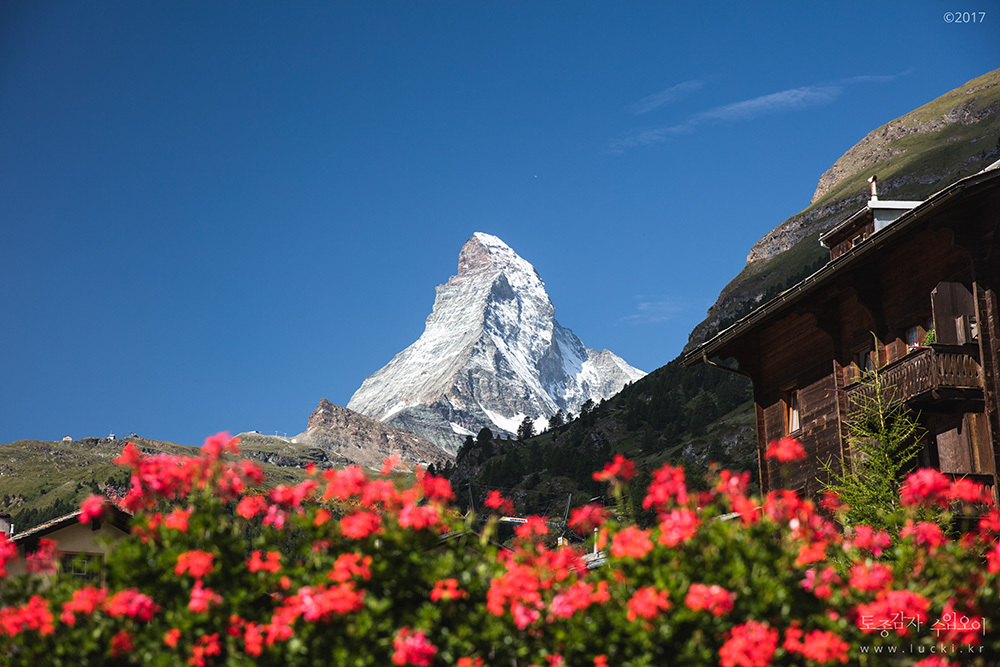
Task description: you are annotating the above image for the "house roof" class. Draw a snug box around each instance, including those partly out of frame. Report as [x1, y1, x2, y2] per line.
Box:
[682, 160, 1000, 368]
[11, 502, 132, 544]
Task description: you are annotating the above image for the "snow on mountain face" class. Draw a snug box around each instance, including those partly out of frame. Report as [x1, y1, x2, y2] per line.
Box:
[347, 233, 646, 452]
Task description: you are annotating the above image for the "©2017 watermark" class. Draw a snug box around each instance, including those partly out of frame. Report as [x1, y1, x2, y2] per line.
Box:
[943, 11, 987, 22]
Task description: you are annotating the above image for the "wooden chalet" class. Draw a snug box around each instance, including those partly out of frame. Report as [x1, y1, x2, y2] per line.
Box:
[683, 162, 1000, 499]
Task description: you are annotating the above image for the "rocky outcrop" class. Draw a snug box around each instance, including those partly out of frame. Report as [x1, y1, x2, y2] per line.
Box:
[812, 74, 1000, 205]
[687, 69, 1000, 352]
[293, 399, 452, 470]
[347, 233, 645, 451]
[744, 70, 1000, 267]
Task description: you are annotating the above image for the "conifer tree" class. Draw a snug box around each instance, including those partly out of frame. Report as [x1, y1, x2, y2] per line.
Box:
[517, 416, 535, 441]
[820, 342, 925, 533]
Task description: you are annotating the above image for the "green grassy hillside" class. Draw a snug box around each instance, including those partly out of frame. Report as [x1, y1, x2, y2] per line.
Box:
[0, 436, 308, 534]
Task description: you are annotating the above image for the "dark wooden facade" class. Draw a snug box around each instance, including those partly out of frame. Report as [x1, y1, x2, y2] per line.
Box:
[684, 165, 1000, 499]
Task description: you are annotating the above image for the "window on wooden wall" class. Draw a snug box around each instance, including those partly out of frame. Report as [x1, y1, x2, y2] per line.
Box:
[905, 325, 922, 352]
[60, 552, 104, 584]
[851, 345, 874, 382]
[784, 388, 800, 434]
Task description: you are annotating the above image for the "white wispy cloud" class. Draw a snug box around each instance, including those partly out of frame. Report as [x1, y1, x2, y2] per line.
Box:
[839, 70, 911, 85]
[610, 72, 904, 152]
[692, 85, 841, 123]
[630, 79, 704, 115]
[619, 297, 684, 325]
[610, 84, 841, 152]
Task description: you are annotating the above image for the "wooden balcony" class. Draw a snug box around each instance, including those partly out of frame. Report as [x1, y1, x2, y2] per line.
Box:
[844, 344, 983, 407]
[944, 472, 998, 507]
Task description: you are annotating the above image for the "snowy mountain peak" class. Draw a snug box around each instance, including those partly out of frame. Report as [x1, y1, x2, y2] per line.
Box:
[347, 233, 645, 452]
[458, 233, 545, 294]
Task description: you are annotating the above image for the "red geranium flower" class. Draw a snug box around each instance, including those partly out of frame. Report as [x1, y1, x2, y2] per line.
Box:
[391, 627, 437, 666]
[175, 550, 215, 579]
[658, 508, 699, 547]
[484, 490, 515, 515]
[719, 620, 778, 667]
[899, 468, 951, 508]
[784, 625, 849, 664]
[626, 586, 671, 621]
[79, 495, 106, 523]
[340, 511, 382, 539]
[593, 455, 636, 484]
[611, 525, 653, 559]
[569, 503, 608, 534]
[765, 436, 806, 461]
[685, 583, 735, 616]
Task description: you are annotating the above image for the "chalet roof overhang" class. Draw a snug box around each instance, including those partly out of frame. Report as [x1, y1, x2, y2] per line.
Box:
[682, 161, 1000, 370]
[11, 503, 132, 546]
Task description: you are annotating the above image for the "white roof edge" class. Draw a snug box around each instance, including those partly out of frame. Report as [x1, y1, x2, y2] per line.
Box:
[867, 200, 923, 210]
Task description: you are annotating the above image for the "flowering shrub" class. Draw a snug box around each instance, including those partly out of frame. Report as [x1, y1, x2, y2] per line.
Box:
[1, 433, 999, 666]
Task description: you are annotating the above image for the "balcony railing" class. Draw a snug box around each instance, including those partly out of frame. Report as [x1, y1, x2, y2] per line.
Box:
[844, 344, 983, 407]
[944, 472, 997, 507]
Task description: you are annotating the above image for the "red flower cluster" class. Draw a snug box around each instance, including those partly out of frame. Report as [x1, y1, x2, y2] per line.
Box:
[188, 632, 221, 667]
[0, 596, 54, 637]
[115, 433, 250, 511]
[642, 462, 689, 509]
[684, 583, 735, 616]
[340, 511, 382, 539]
[484, 490, 515, 515]
[391, 626, 437, 666]
[846, 524, 891, 557]
[188, 581, 221, 613]
[719, 620, 778, 667]
[783, 624, 850, 664]
[0, 535, 16, 578]
[430, 578, 467, 602]
[78, 495, 106, 523]
[658, 507, 699, 547]
[610, 525, 653, 559]
[899, 468, 952, 508]
[488, 544, 587, 630]
[855, 589, 931, 636]
[626, 586, 671, 621]
[248, 550, 282, 574]
[60, 587, 108, 625]
[4, 431, 1000, 667]
[847, 561, 894, 592]
[25, 538, 57, 575]
[592, 454, 636, 485]
[764, 436, 806, 462]
[329, 552, 372, 583]
[568, 503, 608, 534]
[175, 550, 215, 579]
[165, 507, 192, 532]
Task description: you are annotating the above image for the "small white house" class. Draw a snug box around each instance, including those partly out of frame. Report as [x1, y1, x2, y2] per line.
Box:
[4, 503, 131, 583]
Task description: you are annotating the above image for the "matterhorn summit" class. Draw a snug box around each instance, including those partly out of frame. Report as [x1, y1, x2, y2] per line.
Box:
[347, 233, 645, 452]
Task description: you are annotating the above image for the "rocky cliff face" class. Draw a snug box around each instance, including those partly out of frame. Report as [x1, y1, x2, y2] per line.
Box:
[687, 69, 1000, 352]
[744, 69, 1000, 268]
[293, 399, 451, 470]
[347, 233, 646, 451]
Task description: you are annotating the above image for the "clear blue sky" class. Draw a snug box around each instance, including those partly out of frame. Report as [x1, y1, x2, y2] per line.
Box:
[2, 1, 997, 445]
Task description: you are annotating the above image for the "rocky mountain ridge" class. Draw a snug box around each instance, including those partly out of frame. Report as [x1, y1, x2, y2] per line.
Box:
[347, 232, 645, 451]
[292, 399, 451, 470]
